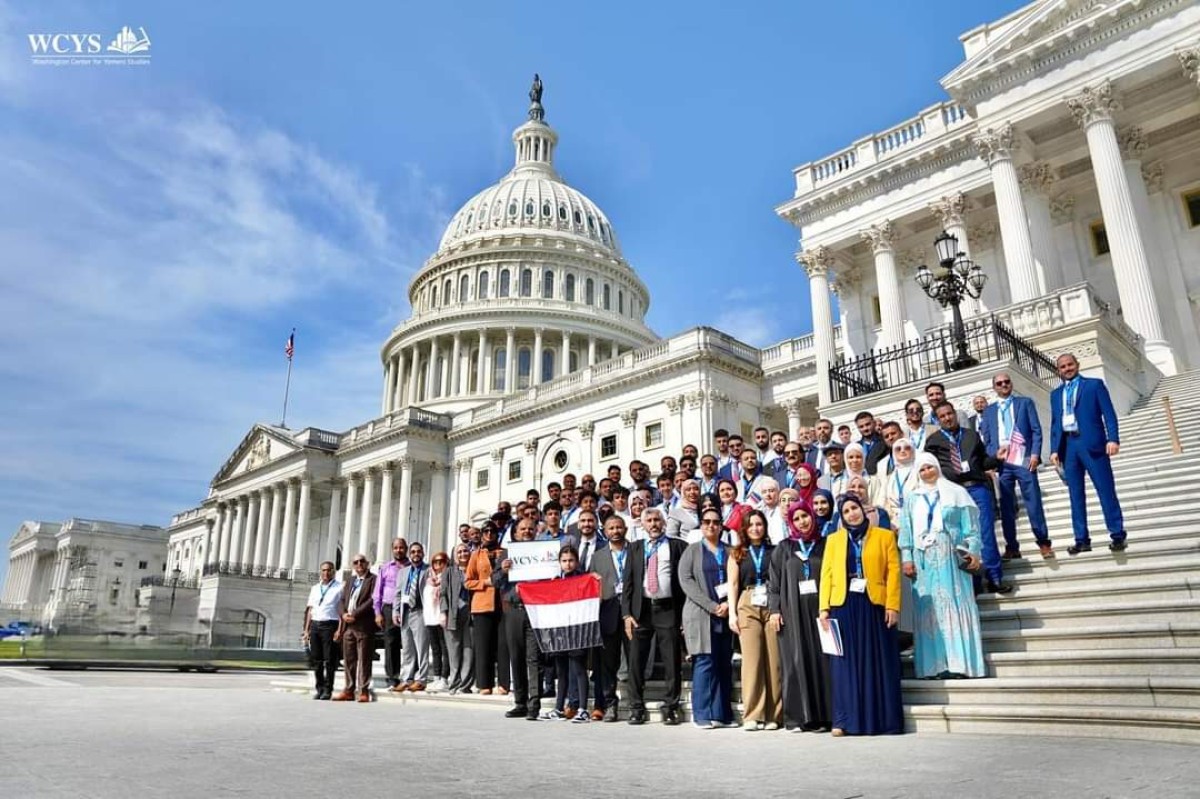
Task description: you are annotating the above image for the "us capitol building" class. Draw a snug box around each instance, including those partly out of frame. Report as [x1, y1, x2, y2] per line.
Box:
[6, 0, 1200, 649]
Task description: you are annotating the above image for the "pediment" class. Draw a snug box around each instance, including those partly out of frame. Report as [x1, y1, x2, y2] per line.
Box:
[212, 424, 301, 485]
[942, 0, 1124, 93]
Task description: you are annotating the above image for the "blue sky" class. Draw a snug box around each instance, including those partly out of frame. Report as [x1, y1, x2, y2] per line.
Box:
[0, 0, 1022, 587]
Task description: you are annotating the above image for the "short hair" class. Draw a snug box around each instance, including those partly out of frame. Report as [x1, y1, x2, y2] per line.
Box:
[577, 489, 598, 504]
[559, 544, 579, 560]
[854, 411, 875, 423]
[754, 426, 769, 435]
[656, 473, 674, 486]
[546, 481, 561, 491]
[1056, 352, 1079, 366]
[640, 506, 665, 524]
[771, 430, 787, 439]
[542, 500, 562, 514]
[934, 400, 956, 414]
[576, 508, 597, 521]
[714, 428, 729, 438]
[904, 398, 924, 412]
[881, 420, 903, 434]
[611, 486, 629, 499]
[837, 424, 852, 433]
[319, 560, 336, 571]
[817, 418, 833, 427]
[728, 434, 744, 444]
[757, 476, 779, 493]
[925, 381, 946, 394]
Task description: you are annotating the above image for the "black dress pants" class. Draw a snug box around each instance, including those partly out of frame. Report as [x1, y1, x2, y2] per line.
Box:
[381, 603, 403, 686]
[472, 610, 501, 690]
[504, 605, 544, 717]
[310, 620, 339, 694]
[628, 602, 681, 712]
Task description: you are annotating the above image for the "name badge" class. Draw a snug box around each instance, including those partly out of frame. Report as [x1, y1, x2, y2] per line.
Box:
[750, 585, 768, 607]
[799, 579, 817, 595]
[1063, 412, 1077, 431]
[400, 594, 414, 606]
[849, 577, 868, 593]
[715, 584, 729, 600]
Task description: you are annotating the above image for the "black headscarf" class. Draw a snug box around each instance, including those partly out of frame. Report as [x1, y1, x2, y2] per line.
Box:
[838, 493, 870, 541]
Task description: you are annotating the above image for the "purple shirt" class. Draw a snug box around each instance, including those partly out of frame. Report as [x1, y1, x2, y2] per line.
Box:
[373, 559, 408, 614]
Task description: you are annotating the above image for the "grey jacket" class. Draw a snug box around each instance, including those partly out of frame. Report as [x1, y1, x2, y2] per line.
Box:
[665, 506, 699, 540]
[679, 541, 729, 655]
[437, 565, 471, 631]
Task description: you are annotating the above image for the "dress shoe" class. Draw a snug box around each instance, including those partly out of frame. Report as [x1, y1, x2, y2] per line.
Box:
[331, 691, 354, 702]
[1067, 542, 1092, 556]
[1001, 548, 1022, 561]
[603, 706, 618, 723]
[591, 709, 605, 722]
[388, 683, 407, 693]
[628, 710, 647, 726]
[831, 727, 845, 737]
[356, 693, 370, 703]
[563, 707, 577, 720]
[1038, 542, 1055, 558]
[1109, 539, 1128, 552]
[312, 692, 323, 700]
[983, 580, 1013, 595]
[504, 708, 527, 719]
[409, 681, 425, 692]
[663, 707, 681, 726]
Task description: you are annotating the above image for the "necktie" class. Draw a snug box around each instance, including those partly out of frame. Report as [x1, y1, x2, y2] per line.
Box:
[581, 541, 591, 570]
[645, 544, 660, 595]
[950, 434, 963, 473]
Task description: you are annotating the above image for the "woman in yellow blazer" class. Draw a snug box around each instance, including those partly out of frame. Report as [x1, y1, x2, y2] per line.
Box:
[818, 493, 904, 737]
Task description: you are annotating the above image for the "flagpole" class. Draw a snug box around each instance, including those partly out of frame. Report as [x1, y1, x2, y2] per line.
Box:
[280, 358, 293, 429]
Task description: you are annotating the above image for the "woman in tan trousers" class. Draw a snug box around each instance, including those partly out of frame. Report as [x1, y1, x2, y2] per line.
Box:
[728, 509, 783, 730]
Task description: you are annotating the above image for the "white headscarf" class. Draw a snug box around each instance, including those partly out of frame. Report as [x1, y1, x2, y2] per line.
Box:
[844, 442, 868, 480]
[911, 452, 974, 507]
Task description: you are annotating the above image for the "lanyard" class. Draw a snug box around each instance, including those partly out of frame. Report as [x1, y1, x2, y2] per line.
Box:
[951, 428, 964, 463]
[613, 548, 627, 576]
[318, 580, 336, 605]
[1064, 378, 1080, 414]
[893, 470, 907, 502]
[1000, 399, 1014, 435]
[645, 536, 665, 563]
[742, 475, 755, 497]
[849, 532, 866, 578]
[405, 565, 423, 593]
[351, 576, 363, 594]
[749, 544, 766, 585]
[797, 540, 815, 580]
[922, 492, 940, 538]
[911, 426, 926, 449]
[712, 543, 727, 584]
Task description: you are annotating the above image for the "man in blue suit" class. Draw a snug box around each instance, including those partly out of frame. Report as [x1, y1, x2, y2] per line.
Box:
[1049, 353, 1127, 554]
[979, 372, 1053, 559]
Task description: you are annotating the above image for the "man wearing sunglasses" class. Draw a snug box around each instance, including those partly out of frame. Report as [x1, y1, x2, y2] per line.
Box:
[333, 553, 377, 702]
[979, 372, 1053, 559]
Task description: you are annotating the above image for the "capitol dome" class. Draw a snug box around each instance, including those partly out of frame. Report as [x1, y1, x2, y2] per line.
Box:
[377, 76, 657, 416]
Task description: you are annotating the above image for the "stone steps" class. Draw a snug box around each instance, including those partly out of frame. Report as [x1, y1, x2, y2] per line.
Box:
[902, 676, 1200, 709]
[1001, 533, 1198, 576]
[981, 597, 1200, 630]
[976, 572, 1197, 611]
[984, 647, 1200, 678]
[982, 621, 1200, 653]
[904, 703, 1200, 745]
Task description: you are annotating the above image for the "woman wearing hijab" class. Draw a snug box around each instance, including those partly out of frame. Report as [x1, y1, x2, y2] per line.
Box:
[667, 478, 702, 541]
[679, 506, 736, 728]
[898, 453, 987, 679]
[844, 443, 872, 484]
[795, 462, 818, 504]
[819, 494, 903, 737]
[728, 509, 782, 731]
[779, 487, 800, 510]
[848, 475, 892, 531]
[884, 438, 921, 521]
[768, 499, 832, 732]
[811, 489, 837, 538]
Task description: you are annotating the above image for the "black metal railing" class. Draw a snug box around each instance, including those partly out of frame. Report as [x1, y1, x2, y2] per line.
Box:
[828, 316, 1057, 402]
[200, 562, 315, 583]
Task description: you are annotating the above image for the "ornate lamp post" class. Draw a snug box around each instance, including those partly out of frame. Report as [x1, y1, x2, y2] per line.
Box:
[168, 566, 183, 629]
[915, 230, 987, 370]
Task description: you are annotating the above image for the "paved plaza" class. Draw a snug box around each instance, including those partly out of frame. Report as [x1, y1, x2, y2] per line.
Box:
[0, 667, 1197, 798]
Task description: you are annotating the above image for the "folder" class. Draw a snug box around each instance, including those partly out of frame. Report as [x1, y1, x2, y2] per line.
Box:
[817, 617, 843, 657]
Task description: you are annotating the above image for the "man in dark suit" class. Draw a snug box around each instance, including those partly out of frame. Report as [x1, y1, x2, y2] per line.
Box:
[1049, 353, 1127, 554]
[805, 418, 836, 475]
[865, 421, 904, 477]
[926, 402, 1011, 594]
[621, 507, 686, 726]
[590, 514, 629, 722]
[979, 372, 1053, 559]
[333, 553, 378, 702]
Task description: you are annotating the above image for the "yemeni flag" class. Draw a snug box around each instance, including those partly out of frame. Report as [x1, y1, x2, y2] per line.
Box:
[517, 575, 602, 654]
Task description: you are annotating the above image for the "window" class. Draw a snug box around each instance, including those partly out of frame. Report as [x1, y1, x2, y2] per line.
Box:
[618, 290, 625, 315]
[553, 450, 569, 470]
[499, 269, 510, 297]
[493, 347, 507, 391]
[138, 560, 148, 570]
[565, 273, 575, 301]
[113, 559, 124, 568]
[600, 434, 617, 459]
[643, 422, 664, 450]
[558, 204, 568, 221]
[508, 201, 518, 218]
[585, 278, 595, 306]
[478, 271, 489, 299]
[602, 284, 611, 310]
[476, 468, 490, 490]
[1183, 189, 1200, 228]
[459, 274, 470, 302]
[109, 587, 120, 605]
[240, 610, 267, 649]
[508, 461, 522, 482]
[525, 200, 535, 218]
[431, 284, 439, 307]
[573, 210, 582, 226]
[517, 347, 532, 389]
[469, 350, 479, 393]
[541, 350, 555, 382]
[542, 269, 554, 299]
[569, 350, 578, 372]
[542, 201, 552, 218]
[520, 268, 532, 297]
[1089, 220, 1110, 256]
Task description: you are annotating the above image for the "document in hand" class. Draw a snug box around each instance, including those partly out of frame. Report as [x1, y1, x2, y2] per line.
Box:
[817, 617, 843, 657]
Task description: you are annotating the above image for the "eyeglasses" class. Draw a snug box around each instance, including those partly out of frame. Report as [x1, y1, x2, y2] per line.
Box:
[994, 379, 1011, 386]
[784, 450, 801, 457]
[700, 518, 722, 525]
[352, 559, 366, 565]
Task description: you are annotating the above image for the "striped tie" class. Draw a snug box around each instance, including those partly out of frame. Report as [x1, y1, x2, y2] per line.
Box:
[950, 443, 963, 473]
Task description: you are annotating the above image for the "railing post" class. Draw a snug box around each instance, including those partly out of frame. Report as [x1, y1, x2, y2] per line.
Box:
[1165, 396, 1184, 455]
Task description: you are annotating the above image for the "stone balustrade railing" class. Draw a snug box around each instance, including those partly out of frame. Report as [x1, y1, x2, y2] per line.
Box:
[395, 296, 643, 332]
[794, 100, 972, 195]
[759, 325, 844, 369]
[343, 406, 454, 446]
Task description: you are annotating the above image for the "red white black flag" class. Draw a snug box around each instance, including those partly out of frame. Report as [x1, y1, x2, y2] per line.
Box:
[517, 574, 601, 654]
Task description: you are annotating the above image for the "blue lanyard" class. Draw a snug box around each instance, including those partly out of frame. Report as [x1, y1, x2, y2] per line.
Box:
[318, 580, 336, 604]
[352, 576, 363, 593]
[614, 548, 627, 576]
[405, 565, 423, 593]
[645, 537, 665, 563]
[922, 492, 940, 538]
[797, 540, 815, 580]
[1064, 378, 1080, 414]
[893, 471, 907, 502]
[713, 544, 727, 584]
[749, 544, 766, 585]
[1000, 399, 1014, 433]
[911, 427, 926, 449]
[849, 532, 866, 578]
[951, 428, 964, 462]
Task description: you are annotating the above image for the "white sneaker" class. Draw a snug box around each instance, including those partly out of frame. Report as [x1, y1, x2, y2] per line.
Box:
[540, 709, 564, 721]
[742, 721, 759, 731]
[764, 722, 779, 731]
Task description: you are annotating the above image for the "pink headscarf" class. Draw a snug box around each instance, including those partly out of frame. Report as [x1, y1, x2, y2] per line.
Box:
[785, 499, 820, 543]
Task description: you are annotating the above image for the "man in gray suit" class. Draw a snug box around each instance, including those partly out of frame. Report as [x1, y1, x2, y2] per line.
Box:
[391, 542, 430, 692]
[440, 542, 475, 693]
[589, 514, 628, 722]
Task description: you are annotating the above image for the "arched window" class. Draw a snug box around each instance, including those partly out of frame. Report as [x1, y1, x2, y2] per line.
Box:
[541, 350, 555, 383]
[459, 274, 470, 302]
[493, 348, 506, 391]
[569, 350, 579, 372]
[520, 268, 532, 297]
[517, 347, 532, 389]
[542, 201, 552, 218]
[565, 274, 575, 302]
[524, 200, 535, 218]
[585, 278, 595, 306]
[542, 270, 554, 299]
[618, 289, 625, 315]
[499, 269, 510, 298]
[478, 271, 490, 300]
[431, 284, 439, 307]
[602, 284, 611, 310]
[444, 278, 453, 303]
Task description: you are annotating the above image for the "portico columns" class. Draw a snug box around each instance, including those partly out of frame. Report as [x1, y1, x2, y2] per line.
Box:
[292, 476, 312, 570]
[204, 518, 216, 567]
[265, 485, 283, 573]
[533, 328, 544, 384]
[396, 457, 413, 541]
[798, 246, 835, 407]
[393, 351, 407, 410]
[407, 346, 420, 406]
[342, 475, 360, 567]
[216, 503, 232, 564]
[377, 463, 395, 563]
[358, 469, 375, 557]
[229, 497, 245, 569]
[504, 328, 516, 392]
[1018, 162, 1060, 294]
[242, 493, 259, 568]
[783, 398, 804, 442]
[588, 336, 597, 367]
[325, 480, 343, 565]
[477, 331, 488, 393]
[252, 489, 270, 569]
[860, 220, 904, 349]
[278, 478, 298, 571]
[382, 359, 395, 416]
[426, 338, 441, 400]
[450, 333, 462, 396]
[560, 332, 571, 377]
[972, 124, 1040, 302]
[611, 341, 619, 359]
[430, 463, 448, 552]
[1066, 82, 1176, 375]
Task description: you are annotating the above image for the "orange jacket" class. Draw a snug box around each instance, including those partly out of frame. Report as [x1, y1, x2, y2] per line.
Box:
[465, 548, 501, 614]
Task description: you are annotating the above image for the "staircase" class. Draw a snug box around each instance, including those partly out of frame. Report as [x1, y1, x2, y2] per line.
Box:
[904, 369, 1200, 744]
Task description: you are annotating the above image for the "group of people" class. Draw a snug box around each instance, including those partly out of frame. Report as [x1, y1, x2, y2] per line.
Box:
[302, 352, 1128, 735]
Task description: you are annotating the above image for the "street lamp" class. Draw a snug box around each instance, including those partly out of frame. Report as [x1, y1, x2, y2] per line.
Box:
[168, 566, 182, 631]
[915, 230, 987, 370]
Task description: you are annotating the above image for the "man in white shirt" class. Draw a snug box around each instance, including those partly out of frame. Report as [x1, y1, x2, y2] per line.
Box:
[303, 561, 343, 700]
[714, 428, 734, 472]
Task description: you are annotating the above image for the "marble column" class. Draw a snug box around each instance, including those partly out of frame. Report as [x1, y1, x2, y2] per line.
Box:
[277, 479, 298, 571]
[358, 468, 375, 557]
[426, 337, 441, 400]
[860, 220, 904, 349]
[216, 503, 232, 565]
[252, 489, 270, 570]
[291, 476, 312, 571]
[396, 457, 414, 542]
[228, 497, 245, 570]
[477, 331, 488, 393]
[407, 345, 420, 406]
[504, 328, 516, 392]
[560, 331, 571, 376]
[265, 484, 283, 573]
[393, 351, 407, 411]
[929, 193, 981, 316]
[382, 358, 395, 416]
[241, 492, 259, 568]
[1018, 162, 1060, 294]
[377, 463, 395, 563]
[611, 341, 619, 359]
[203, 518, 217, 567]
[429, 463, 448, 552]
[533, 328, 544, 384]
[588, 336, 597, 367]
[973, 123, 1040, 302]
[798, 246, 836, 407]
[325, 480, 343, 566]
[342, 475, 360, 567]
[450, 333, 462, 396]
[783, 398, 804, 442]
[1066, 82, 1176, 374]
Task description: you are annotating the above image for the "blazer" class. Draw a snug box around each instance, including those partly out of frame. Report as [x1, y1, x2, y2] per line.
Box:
[392, 562, 428, 618]
[818, 527, 901, 613]
[665, 505, 700, 540]
[678, 541, 729, 656]
[438, 565, 471, 630]
[338, 571, 378, 632]
[865, 439, 891, 476]
[1049, 376, 1120, 457]
[620, 536, 686, 623]
[589, 545, 627, 636]
[574, 534, 607, 571]
[465, 547, 503, 614]
[979, 395, 1044, 464]
[925, 427, 1000, 488]
[716, 461, 743, 482]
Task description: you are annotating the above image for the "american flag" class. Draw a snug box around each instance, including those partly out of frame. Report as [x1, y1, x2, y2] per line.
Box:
[285, 329, 295, 361]
[1006, 427, 1027, 466]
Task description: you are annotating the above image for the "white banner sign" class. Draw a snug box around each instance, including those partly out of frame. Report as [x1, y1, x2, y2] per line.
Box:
[506, 540, 562, 582]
